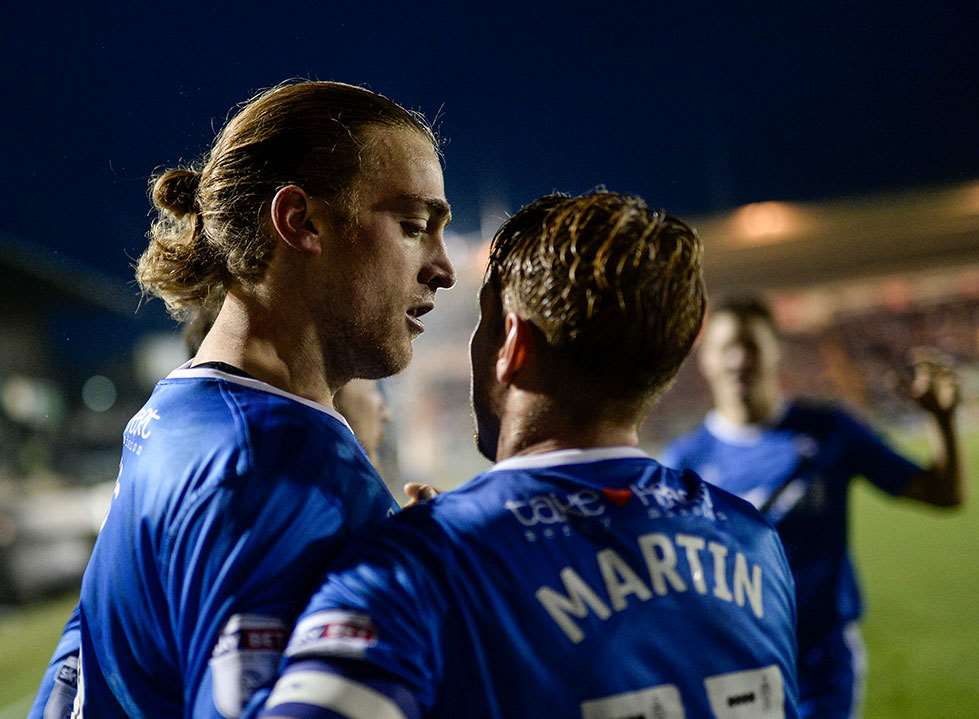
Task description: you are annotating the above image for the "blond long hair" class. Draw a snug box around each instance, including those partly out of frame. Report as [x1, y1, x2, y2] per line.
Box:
[138, 80, 436, 318]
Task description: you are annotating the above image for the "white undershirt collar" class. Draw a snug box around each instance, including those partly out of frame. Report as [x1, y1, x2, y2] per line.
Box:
[488, 446, 650, 473]
[165, 361, 350, 429]
[704, 400, 790, 446]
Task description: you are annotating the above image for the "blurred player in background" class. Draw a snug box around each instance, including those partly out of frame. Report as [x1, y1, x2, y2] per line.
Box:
[257, 192, 800, 719]
[333, 380, 390, 467]
[664, 295, 965, 719]
[29, 80, 454, 719]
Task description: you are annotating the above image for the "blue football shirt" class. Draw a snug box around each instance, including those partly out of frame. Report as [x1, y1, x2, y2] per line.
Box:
[258, 447, 799, 719]
[33, 364, 398, 719]
[663, 401, 921, 650]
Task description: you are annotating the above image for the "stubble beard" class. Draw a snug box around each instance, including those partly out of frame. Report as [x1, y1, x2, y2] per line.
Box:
[336, 310, 413, 381]
[471, 381, 500, 461]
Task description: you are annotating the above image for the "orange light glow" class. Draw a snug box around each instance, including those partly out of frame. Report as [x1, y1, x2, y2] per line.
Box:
[730, 201, 803, 245]
[958, 181, 979, 215]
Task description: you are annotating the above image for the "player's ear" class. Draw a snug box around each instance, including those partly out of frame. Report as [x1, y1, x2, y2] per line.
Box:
[697, 341, 709, 374]
[270, 185, 322, 255]
[497, 313, 531, 385]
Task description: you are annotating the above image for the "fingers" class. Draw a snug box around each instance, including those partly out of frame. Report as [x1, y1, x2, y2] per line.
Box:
[907, 348, 960, 413]
[403, 483, 440, 504]
[908, 347, 956, 377]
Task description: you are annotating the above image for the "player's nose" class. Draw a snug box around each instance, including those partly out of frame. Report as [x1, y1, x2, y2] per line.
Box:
[420, 235, 456, 291]
[729, 344, 756, 367]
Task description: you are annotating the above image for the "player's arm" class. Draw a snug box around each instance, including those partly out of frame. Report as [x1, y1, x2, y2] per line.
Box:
[27, 605, 81, 719]
[899, 356, 965, 508]
[844, 355, 965, 507]
[258, 659, 420, 719]
[173, 480, 347, 719]
[254, 509, 448, 719]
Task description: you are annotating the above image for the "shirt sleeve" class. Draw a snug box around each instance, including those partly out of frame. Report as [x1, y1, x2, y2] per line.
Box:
[837, 409, 923, 495]
[256, 507, 451, 719]
[660, 432, 700, 471]
[169, 475, 349, 719]
[27, 606, 81, 719]
[660, 444, 680, 469]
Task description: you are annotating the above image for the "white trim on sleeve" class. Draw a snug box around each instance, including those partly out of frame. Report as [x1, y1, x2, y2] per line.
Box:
[265, 670, 407, 719]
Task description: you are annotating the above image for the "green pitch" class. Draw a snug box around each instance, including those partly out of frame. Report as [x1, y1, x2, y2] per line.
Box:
[0, 590, 77, 712]
[853, 427, 979, 718]
[2, 431, 977, 716]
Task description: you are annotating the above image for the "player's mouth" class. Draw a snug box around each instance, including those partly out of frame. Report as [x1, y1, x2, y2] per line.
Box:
[406, 303, 434, 334]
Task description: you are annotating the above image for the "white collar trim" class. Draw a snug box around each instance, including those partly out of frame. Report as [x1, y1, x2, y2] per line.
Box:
[704, 401, 790, 446]
[166, 362, 350, 429]
[488, 446, 649, 473]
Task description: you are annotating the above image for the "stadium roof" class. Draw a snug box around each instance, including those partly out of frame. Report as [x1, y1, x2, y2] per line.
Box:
[0, 232, 138, 316]
[693, 180, 979, 291]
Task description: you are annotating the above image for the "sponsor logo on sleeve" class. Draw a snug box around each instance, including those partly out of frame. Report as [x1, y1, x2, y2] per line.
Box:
[122, 406, 161, 456]
[55, 653, 79, 689]
[45, 654, 79, 719]
[704, 664, 784, 718]
[285, 611, 379, 660]
[210, 614, 287, 719]
[581, 683, 686, 718]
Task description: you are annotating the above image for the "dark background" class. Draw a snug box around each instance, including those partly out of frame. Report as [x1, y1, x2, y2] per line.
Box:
[1, 7, 978, 715]
[3, 1, 977, 284]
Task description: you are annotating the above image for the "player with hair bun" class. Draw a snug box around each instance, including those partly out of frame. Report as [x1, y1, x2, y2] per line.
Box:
[30, 79, 454, 719]
[257, 192, 800, 719]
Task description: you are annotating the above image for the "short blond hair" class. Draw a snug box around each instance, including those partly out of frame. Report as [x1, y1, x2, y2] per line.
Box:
[487, 191, 705, 400]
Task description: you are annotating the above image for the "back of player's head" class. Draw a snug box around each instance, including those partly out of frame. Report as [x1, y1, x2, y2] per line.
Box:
[710, 294, 778, 335]
[486, 191, 706, 403]
[137, 80, 437, 318]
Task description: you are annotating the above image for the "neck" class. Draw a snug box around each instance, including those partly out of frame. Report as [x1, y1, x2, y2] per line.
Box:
[494, 390, 640, 461]
[193, 289, 339, 408]
[713, 384, 783, 426]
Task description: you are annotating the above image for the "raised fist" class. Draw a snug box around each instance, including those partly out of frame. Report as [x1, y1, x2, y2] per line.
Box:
[908, 349, 960, 418]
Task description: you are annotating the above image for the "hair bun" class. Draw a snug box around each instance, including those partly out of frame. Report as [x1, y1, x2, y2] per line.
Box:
[152, 168, 201, 218]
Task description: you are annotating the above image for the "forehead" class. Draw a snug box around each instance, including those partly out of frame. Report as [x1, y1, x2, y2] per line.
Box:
[355, 125, 445, 205]
[704, 312, 776, 346]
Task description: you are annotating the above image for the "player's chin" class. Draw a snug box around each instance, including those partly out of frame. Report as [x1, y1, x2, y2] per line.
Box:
[381, 351, 411, 378]
[475, 433, 497, 462]
[472, 411, 499, 461]
[359, 338, 412, 380]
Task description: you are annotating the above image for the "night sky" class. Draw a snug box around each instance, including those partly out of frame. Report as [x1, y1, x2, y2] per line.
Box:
[3, 1, 977, 285]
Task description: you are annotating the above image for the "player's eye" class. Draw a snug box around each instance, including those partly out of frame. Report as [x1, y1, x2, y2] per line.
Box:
[401, 221, 426, 238]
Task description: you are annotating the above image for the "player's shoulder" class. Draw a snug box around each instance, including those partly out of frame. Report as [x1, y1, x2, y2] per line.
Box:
[407, 460, 601, 538]
[412, 470, 509, 534]
[422, 455, 665, 530]
[645, 461, 775, 528]
[160, 368, 354, 453]
[153, 369, 387, 507]
[428, 459, 782, 558]
[787, 397, 850, 421]
[662, 421, 711, 466]
[785, 398, 864, 435]
[669, 471, 789, 582]
[701, 475, 780, 537]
